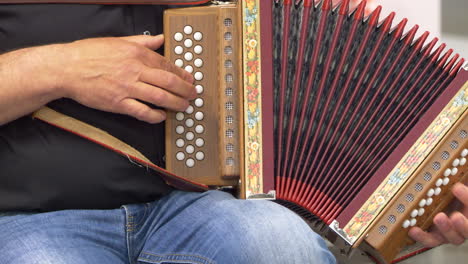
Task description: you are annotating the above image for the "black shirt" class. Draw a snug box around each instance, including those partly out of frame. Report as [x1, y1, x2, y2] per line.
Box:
[0, 4, 173, 211]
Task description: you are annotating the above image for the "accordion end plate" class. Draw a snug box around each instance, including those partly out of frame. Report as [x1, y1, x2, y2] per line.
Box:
[246, 190, 276, 200]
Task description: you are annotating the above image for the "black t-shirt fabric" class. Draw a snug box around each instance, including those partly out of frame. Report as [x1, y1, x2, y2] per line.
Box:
[0, 4, 174, 212]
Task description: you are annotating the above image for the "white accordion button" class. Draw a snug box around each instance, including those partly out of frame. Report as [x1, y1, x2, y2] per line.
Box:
[186, 158, 195, 168]
[183, 25, 193, 35]
[462, 149, 468, 157]
[426, 198, 433, 206]
[184, 39, 193, 48]
[184, 65, 194, 74]
[185, 118, 194, 128]
[195, 125, 204, 134]
[175, 59, 184, 68]
[194, 58, 203, 68]
[195, 111, 204, 121]
[195, 151, 205, 161]
[195, 138, 204, 147]
[452, 158, 460, 167]
[175, 138, 185, 148]
[194, 72, 204, 81]
[435, 178, 443, 187]
[195, 85, 204, 94]
[419, 199, 427, 207]
[460, 157, 467, 166]
[185, 105, 194, 114]
[186, 132, 195, 141]
[434, 187, 442, 196]
[184, 52, 193, 61]
[176, 112, 184, 121]
[418, 208, 425, 217]
[443, 168, 452, 177]
[403, 220, 411, 229]
[427, 188, 435, 197]
[186, 145, 195, 154]
[451, 167, 458, 175]
[194, 45, 203, 54]
[176, 151, 185, 161]
[193, 32, 203, 41]
[443, 177, 450, 186]
[174, 46, 183, 55]
[174, 32, 183, 42]
[410, 209, 418, 218]
[176, 125, 184, 134]
[194, 98, 204, 107]
[410, 218, 417, 227]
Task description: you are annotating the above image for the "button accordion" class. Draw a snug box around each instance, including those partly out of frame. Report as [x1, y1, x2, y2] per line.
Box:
[163, 0, 468, 263]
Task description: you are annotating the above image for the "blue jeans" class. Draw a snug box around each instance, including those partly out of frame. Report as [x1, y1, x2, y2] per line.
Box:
[0, 190, 336, 264]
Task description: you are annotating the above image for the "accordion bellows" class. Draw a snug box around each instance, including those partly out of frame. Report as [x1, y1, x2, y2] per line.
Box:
[273, 0, 462, 222]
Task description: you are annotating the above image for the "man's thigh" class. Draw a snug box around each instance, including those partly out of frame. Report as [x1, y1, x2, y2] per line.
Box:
[134, 191, 336, 264]
[0, 209, 128, 264]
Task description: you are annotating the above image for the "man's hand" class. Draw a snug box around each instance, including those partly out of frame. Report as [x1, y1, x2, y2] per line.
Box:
[409, 182, 468, 247]
[0, 35, 195, 125]
[59, 35, 195, 123]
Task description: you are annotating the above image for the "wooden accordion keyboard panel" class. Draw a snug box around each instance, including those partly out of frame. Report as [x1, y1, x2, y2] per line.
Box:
[164, 5, 242, 186]
[362, 108, 468, 263]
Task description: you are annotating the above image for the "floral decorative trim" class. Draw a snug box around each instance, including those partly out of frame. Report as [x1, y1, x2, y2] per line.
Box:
[343, 81, 468, 242]
[242, 0, 263, 198]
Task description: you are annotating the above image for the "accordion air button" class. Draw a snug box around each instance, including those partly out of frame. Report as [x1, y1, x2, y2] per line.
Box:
[184, 39, 193, 48]
[452, 158, 460, 167]
[443, 177, 450, 186]
[185, 105, 194, 114]
[194, 98, 204, 107]
[195, 138, 204, 147]
[176, 152, 185, 161]
[195, 125, 204, 134]
[174, 32, 183, 42]
[410, 219, 417, 227]
[195, 151, 204, 161]
[176, 112, 184, 121]
[194, 45, 203, 54]
[184, 52, 193, 61]
[175, 59, 184, 68]
[193, 32, 203, 41]
[194, 72, 204, 81]
[443, 168, 452, 177]
[186, 158, 195, 168]
[402, 220, 410, 228]
[460, 157, 467, 166]
[426, 198, 433, 206]
[427, 189, 435, 197]
[195, 85, 204, 94]
[194, 58, 203, 68]
[435, 178, 443, 187]
[195, 111, 204, 121]
[176, 125, 184, 134]
[418, 208, 425, 217]
[410, 209, 418, 218]
[462, 149, 468, 157]
[186, 145, 195, 154]
[185, 118, 194, 128]
[174, 46, 183, 55]
[434, 187, 442, 196]
[419, 199, 427, 207]
[183, 25, 193, 35]
[184, 65, 194, 74]
[451, 167, 458, 175]
[175, 138, 185, 148]
[186, 132, 195, 141]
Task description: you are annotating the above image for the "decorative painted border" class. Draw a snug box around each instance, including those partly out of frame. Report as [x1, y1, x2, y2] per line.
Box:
[343, 81, 468, 242]
[242, 0, 263, 198]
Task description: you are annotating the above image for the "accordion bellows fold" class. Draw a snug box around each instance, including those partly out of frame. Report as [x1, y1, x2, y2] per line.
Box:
[273, 0, 463, 219]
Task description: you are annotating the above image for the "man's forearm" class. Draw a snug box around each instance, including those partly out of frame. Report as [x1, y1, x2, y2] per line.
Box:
[0, 45, 64, 125]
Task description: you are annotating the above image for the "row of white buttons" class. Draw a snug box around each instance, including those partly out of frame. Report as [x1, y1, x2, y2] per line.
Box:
[402, 148, 468, 228]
